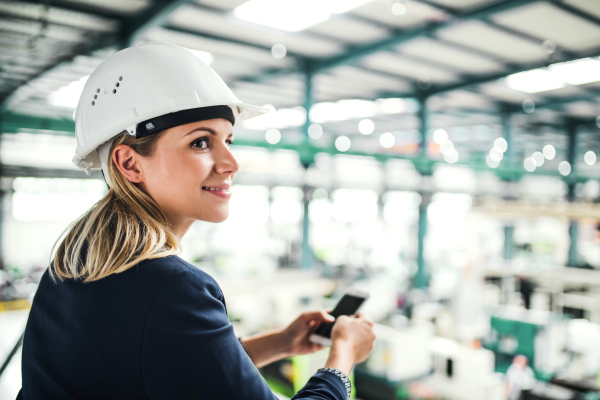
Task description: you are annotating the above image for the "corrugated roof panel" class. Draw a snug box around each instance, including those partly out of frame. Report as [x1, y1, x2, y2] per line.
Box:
[328, 65, 412, 93]
[229, 87, 300, 107]
[362, 51, 458, 83]
[0, 1, 119, 32]
[314, 74, 381, 98]
[533, 86, 585, 98]
[169, 5, 344, 57]
[144, 28, 293, 70]
[425, 0, 502, 10]
[232, 81, 303, 100]
[478, 81, 541, 103]
[438, 20, 546, 63]
[57, 0, 150, 15]
[564, 100, 599, 117]
[563, 0, 600, 19]
[431, 90, 496, 110]
[307, 16, 389, 45]
[209, 59, 265, 81]
[197, 0, 247, 10]
[493, 2, 600, 52]
[0, 18, 87, 42]
[349, 0, 445, 29]
[398, 37, 505, 74]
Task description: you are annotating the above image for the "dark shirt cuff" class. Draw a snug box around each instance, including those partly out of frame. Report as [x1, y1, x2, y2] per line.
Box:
[316, 367, 351, 400]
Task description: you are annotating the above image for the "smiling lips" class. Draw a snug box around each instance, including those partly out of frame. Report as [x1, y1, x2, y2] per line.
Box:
[202, 184, 231, 199]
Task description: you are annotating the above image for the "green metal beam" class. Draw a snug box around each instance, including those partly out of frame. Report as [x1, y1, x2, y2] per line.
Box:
[126, 0, 205, 46]
[2, 110, 598, 182]
[1, 0, 199, 107]
[428, 45, 600, 96]
[0, 33, 120, 106]
[0, 111, 75, 134]
[415, 0, 578, 59]
[311, 0, 542, 75]
[17, 0, 127, 21]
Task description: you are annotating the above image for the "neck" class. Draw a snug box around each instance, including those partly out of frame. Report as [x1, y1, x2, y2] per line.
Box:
[164, 212, 194, 238]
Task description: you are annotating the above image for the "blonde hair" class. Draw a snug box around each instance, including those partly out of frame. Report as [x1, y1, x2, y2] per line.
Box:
[50, 132, 180, 282]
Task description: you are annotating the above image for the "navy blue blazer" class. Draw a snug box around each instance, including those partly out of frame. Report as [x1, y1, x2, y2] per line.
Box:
[17, 255, 347, 399]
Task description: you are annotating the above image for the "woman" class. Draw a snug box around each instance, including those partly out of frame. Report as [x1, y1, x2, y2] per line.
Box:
[17, 43, 375, 399]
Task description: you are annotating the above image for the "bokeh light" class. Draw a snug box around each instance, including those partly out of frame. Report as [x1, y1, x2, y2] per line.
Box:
[335, 135, 351, 152]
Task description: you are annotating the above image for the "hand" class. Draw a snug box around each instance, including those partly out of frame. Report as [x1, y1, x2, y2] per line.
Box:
[280, 310, 335, 357]
[331, 314, 375, 364]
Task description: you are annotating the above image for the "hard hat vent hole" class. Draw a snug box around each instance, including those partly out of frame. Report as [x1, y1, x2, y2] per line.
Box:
[96, 88, 100, 93]
[119, 76, 123, 81]
[113, 89, 117, 94]
[92, 101, 95, 106]
[116, 82, 120, 87]
[94, 95, 97, 99]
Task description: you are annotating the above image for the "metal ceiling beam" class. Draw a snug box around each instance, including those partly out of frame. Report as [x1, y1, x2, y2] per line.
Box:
[414, 0, 578, 59]
[164, 25, 306, 61]
[0, 164, 103, 180]
[552, 1, 600, 26]
[127, 0, 202, 46]
[427, 44, 600, 96]
[0, 33, 118, 106]
[17, 0, 127, 21]
[1, 0, 200, 107]
[311, 0, 542, 74]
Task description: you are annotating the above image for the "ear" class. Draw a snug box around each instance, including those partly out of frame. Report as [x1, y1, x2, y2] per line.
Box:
[112, 144, 144, 183]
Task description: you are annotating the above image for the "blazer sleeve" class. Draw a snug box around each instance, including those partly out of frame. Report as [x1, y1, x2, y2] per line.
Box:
[142, 267, 348, 400]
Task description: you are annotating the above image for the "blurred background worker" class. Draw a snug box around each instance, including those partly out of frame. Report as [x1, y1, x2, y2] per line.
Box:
[1, 0, 600, 399]
[506, 355, 535, 400]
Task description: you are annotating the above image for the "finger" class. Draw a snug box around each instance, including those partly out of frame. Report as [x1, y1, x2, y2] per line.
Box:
[311, 343, 324, 352]
[302, 310, 335, 323]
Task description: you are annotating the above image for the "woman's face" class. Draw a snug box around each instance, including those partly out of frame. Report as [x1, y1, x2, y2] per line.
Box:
[137, 117, 238, 231]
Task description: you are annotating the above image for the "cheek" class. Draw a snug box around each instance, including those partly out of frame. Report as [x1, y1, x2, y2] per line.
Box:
[160, 152, 213, 193]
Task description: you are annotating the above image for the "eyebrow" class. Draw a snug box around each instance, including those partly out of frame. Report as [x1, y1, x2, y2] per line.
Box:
[184, 127, 233, 138]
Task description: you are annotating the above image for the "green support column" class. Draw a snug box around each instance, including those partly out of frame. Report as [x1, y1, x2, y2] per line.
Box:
[418, 96, 428, 160]
[415, 95, 430, 288]
[566, 121, 578, 267]
[301, 185, 313, 270]
[501, 111, 515, 261]
[502, 111, 513, 163]
[416, 194, 430, 288]
[503, 225, 514, 260]
[300, 62, 314, 270]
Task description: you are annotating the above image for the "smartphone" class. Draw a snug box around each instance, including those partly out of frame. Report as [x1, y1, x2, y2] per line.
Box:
[308, 288, 369, 347]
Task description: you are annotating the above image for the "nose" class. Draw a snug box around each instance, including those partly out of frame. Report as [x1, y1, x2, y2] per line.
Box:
[214, 141, 239, 175]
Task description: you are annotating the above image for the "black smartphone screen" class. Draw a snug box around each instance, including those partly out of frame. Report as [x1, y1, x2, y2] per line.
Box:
[313, 294, 366, 338]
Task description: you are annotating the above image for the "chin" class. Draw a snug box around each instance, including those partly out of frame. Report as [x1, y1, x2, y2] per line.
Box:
[199, 209, 229, 223]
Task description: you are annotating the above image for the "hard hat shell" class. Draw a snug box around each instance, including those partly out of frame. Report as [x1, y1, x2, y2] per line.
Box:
[73, 42, 268, 171]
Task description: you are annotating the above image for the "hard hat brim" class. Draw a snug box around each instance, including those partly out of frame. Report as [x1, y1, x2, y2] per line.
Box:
[73, 101, 268, 171]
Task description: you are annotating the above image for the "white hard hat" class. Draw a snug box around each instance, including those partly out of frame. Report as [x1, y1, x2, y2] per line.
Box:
[73, 42, 268, 178]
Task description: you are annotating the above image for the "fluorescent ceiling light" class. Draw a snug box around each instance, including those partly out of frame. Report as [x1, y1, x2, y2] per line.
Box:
[505, 69, 565, 93]
[548, 58, 600, 85]
[233, 0, 372, 32]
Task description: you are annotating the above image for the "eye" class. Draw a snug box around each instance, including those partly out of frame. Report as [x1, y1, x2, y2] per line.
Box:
[191, 137, 209, 149]
[226, 139, 234, 148]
